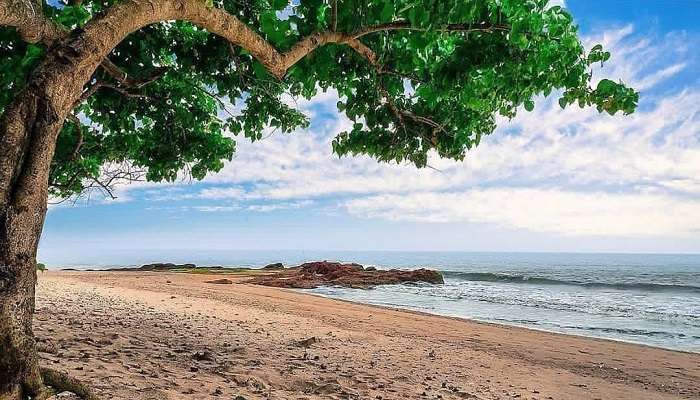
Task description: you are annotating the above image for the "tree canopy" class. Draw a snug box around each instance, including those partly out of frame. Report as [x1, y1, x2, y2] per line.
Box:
[0, 0, 638, 199]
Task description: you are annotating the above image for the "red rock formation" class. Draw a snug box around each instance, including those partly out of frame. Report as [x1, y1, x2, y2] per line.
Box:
[246, 261, 444, 289]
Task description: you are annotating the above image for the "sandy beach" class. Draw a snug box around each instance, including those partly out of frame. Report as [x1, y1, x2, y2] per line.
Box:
[34, 271, 699, 400]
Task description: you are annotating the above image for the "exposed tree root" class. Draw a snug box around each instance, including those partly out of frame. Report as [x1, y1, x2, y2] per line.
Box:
[38, 368, 99, 400]
[28, 386, 54, 400]
[0, 385, 22, 400]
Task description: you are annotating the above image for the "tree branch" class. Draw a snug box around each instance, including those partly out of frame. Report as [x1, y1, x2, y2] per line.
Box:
[49, 160, 147, 202]
[75, 80, 102, 106]
[100, 84, 151, 99]
[86, 164, 145, 200]
[89, 176, 116, 199]
[74, 61, 165, 106]
[344, 38, 377, 64]
[76, 80, 151, 104]
[331, 0, 338, 32]
[99, 58, 167, 88]
[278, 21, 508, 77]
[349, 35, 448, 147]
[66, 114, 84, 160]
[350, 20, 510, 39]
[2, 0, 509, 81]
[0, 0, 64, 43]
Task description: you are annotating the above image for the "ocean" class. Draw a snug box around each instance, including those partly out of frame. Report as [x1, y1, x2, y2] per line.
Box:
[42, 249, 700, 352]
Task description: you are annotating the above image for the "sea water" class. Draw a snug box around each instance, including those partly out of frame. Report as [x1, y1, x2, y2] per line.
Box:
[44, 249, 700, 352]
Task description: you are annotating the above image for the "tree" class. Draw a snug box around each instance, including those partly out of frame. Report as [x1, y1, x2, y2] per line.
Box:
[0, 0, 637, 398]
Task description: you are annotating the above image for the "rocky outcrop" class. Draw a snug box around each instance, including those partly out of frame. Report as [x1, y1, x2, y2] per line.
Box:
[108, 263, 196, 271]
[246, 261, 444, 289]
[262, 262, 285, 270]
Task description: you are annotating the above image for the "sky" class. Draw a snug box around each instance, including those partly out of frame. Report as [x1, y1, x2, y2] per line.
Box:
[39, 0, 700, 262]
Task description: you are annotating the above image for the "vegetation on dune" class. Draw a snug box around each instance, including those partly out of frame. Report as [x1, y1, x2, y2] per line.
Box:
[175, 267, 262, 274]
[0, 0, 636, 398]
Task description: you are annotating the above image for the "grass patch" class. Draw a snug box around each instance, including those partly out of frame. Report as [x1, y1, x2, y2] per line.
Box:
[172, 267, 270, 275]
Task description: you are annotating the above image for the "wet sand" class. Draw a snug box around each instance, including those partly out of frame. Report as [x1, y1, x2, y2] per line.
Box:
[34, 271, 699, 399]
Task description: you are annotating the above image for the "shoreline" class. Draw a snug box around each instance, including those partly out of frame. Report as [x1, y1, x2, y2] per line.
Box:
[35, 271, 700, 399]
[40, 268, 700, 354]
[300, 290, 700, 356]
[45, 268, 694, 354]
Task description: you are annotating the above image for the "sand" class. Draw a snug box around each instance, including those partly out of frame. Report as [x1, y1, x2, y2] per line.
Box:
[34, 271, 699, 400]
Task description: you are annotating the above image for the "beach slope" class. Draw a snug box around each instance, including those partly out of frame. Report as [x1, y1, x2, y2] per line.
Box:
[34, 271, 699, 399]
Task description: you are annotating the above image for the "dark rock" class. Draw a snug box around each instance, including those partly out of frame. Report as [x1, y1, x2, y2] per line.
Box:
[192, 351, 215, 361]
[246, 260, 443, 289]
[142, 263, 182, 271]
[295, 337, 318, 348]
[262, 262, 285, 270]
[364, 266, 377, 271]
[108, 263, 197, 271]
[205, 279, 233, 285]
[299, 261, 364, 275]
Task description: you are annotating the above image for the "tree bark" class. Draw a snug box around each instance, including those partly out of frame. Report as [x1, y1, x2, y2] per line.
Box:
[0, 22, 100, 397]
[0, 93, 61, 399]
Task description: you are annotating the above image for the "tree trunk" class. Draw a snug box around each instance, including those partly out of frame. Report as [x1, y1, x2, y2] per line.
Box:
[0, 2, 116, 391]
[0, 4, 150, 395]
[0, 84, 70, 400]
[0, 1, 292, 398]
[0, 236, 44, 400]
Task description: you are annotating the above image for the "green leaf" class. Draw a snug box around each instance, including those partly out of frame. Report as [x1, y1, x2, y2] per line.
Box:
[316, 4, 331, 29]
[272, 0, 288, 10]
[54, 5, 91, 28]
[559, 97, 568, 109]
[381, 2, 395, 21]
[21, 44, 44, 67]
[1, 0, 635, 199]
[524, 99, 535, 112]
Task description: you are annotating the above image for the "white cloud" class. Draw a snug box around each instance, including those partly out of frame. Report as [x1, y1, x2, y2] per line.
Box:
[197, 187, 247, 200]
[344, 189, 700, 237]
[635, 62, 687, 91]
[199, 88, 699, 201]
[660, 179, 700, 194]
[246, 200, 313, 212]
[548, 0, 566, 8]
[192, 205, 241, 212]
[583, 25, 692, 91]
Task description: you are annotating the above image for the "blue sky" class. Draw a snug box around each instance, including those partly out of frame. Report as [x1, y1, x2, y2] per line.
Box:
[39, 1, 700, 263]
